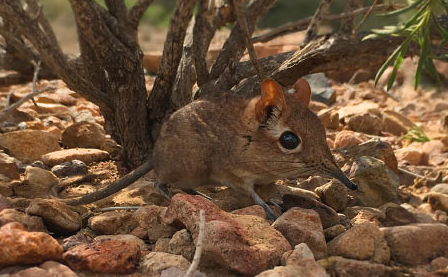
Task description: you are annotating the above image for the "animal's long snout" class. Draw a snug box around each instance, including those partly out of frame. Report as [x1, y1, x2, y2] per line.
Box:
[319, 161, 358, 190]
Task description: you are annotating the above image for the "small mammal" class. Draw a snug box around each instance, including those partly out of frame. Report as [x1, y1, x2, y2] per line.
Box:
[63, 78, 357, 220]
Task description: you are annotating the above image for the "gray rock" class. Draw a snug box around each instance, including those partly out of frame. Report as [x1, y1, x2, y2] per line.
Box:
[304, 73, 335, 105]
[351, 156, 399, 207]
[51, 160, 88, 178]
[168, 229, 195, 261]
[140, 252, 190, 277]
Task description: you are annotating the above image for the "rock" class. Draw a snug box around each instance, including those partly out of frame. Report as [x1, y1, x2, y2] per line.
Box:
[296, 176, 328, 191]
[168, 229, 195, 261]
[319, 256, 394, 277]
[395, 146, 425, 165]
[160, 267, 207, 277]
[0, 194, 11, 212]
[431, 183, 448, 195]
[95, 234, 148, 255]
[231, 205, 266, 218]
[26, 199, 81, 234]
[283, 194, 340, 228]
[51, 160, 88, 177]
[351, 156, 399, 207]
[9, 267, 54, 277]
[28, 103, 71, 117]
[379, 203, 417, 227]
[382, 110, 415, 136]
[427, 192, 448, 212]
[139, 252, 190, 277]
[347, 114, 383, 135]
[89, 211, 137, 235]
[305, 73, 336, 105]
[315, 181, 349, 212]
[163, 194, 291, 276]
[39, 261, 78, 277]
[256, 243, 329, 277]
[154, 238, 171, 253]
[0, 209, 47, 232]
[61, 231, 94, 251]
[400, 203, 436, 224]
[134, 205, 178, 243]
[41, 148, 109, 166]
[333, 140, 398, 174]
[327, 222, 390, 264]
[422, 140, 445, 159]
[0, 181, 13, 197]
[63, 239, 141, 274]
[61, 121, 107, 149]
[337, 101, 380, 120]
[381, 223, 448, 265]
[273, 207, 327, 259]
[431, 256, 448, 270]
[324, 224, 346, 241]
[13, 166, 58, 198]
[317, 109, 339, 130]
[350, 210, 381, 227]
[334, 130, 363, 148]
[0, 152, 20, 180]
[0, 130, 61, 163]
[0, 222, 62, 266]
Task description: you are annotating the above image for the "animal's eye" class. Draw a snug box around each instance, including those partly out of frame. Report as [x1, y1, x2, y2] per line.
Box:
[279, 131, 301, 150]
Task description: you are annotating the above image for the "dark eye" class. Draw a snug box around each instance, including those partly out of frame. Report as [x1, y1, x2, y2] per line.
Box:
[279, 131, 301, 150]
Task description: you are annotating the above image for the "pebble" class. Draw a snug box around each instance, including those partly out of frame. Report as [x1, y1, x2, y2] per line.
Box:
[334, 130, 363, 148]
[0, 152, 20, 180]
[89, 210, 137, 235]
[139, 252, 190, 277]
[315, 181, 350, 212]
[168, 229, 195, 261]
[61, 121, 107, 149]
[12, 166, 58, 198]
[347, 113, 383, 135]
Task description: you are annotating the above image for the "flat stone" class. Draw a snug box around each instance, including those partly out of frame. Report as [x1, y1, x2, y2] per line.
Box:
[89, 210, 137, 235]
[319, 256, 394, 277]
[61, 121, 107, 149]
[26, 199, 81, 234]
[41, 148, 109, 166]
[347, 113, 383, 135]
[0, 130, 61, 163]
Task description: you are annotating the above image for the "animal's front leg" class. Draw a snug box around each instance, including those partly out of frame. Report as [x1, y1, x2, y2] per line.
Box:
[244, 183, 279, 221]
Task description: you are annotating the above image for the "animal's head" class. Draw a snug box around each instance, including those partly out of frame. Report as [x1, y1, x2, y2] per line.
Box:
[245, 78, 357, 190]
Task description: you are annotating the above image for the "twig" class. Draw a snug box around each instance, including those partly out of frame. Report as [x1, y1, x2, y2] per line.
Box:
[185, 209, 205, 277]
[231, 0, 265, 81]
[252, 4, 402, 43]
[302, 0, 334, 45]
[30, 60, 41, 110]
[0, 87, 51, 123]
[353, 0, 379, 35]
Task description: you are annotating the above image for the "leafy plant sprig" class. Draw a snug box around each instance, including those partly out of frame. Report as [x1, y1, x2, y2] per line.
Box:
[363, 0, 448, 91]
[401, 126, 431, 143]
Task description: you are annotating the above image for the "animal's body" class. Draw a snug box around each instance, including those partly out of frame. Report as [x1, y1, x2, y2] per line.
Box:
[64, 78, 357, 220]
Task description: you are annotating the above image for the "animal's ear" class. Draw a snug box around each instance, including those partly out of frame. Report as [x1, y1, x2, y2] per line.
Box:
[255, 78, 286, 123]
[291, 78, 311, 106]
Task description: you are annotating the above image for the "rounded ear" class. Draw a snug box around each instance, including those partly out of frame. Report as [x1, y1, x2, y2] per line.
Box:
[255, 79, 286, 123]
[292, 78, 311, 106]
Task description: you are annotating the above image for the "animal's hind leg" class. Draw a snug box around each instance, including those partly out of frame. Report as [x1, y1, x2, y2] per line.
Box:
[246, 185, 279, 221]
[183, 188, 212, 200]
[155, 182, 172, 200]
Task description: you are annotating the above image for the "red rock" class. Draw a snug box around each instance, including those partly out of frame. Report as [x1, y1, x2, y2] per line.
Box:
[272, 207, 327, 259]
[394, 146, 424, 165]
[63, 239, 141, 274]
[0, 222, 62, 266]
[231, 205, 266, 218]
[347, 114, 383, 135]
[163, 194, 292, 276]
[41, 148, 109, 166]
[334, 131, 363, 148]
[0, 152, 20, 180]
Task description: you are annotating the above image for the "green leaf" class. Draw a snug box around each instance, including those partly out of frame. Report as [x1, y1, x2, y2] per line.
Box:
[387, 46, 407, 91]
[432, 14, 448, 42]
[374, 44, 404, 87]
[377, 0, 424, 17]
[362, 33, 383, 40]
